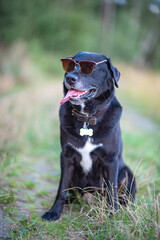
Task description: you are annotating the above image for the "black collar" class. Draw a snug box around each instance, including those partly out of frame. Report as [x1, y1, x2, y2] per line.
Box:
[72, 104, 110, 125]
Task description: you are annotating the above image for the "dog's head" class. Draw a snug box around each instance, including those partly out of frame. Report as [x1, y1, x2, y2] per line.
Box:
[60, 52, 120, 105]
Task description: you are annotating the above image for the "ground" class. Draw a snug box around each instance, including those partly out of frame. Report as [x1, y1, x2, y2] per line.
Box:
[0, 80, 160, 239]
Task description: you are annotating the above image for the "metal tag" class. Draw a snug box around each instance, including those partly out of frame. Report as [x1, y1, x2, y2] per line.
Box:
[80, 128, 93, 136]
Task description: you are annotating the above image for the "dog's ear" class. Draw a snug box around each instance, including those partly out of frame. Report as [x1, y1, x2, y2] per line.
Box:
[107, 58, 120, 88]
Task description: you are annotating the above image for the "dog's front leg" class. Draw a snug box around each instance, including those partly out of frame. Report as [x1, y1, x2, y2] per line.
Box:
[42, 150, 74, 221]
[103, 159, 119, 214]
[92, 148, 118, 213]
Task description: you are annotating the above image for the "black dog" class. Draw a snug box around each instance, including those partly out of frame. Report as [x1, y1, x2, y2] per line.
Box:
[42, 52, 136, 221]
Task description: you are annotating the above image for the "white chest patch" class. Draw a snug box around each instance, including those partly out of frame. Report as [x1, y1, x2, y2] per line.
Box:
[76, 138, 102, 174]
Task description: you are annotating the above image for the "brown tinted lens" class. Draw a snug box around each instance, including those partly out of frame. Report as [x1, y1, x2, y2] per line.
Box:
[61, 59, 75, 72]
[80, 61, 95, 75]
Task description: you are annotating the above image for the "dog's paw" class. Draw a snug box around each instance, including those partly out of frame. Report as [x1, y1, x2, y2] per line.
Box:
[41, 211, 60, 221]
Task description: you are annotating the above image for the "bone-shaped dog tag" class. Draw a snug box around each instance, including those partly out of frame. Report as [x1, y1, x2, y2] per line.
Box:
[80, 128, 93, 137]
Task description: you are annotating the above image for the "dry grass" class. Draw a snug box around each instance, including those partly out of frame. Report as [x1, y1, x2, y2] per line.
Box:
[0, 82, 62, 151]
[66, 189, 160, 240]
[0, 42, 41, 92]
[117, 62, 160, 122]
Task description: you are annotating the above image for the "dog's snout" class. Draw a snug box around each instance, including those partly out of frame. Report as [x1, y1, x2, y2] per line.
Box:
[66, 74, 78, 85]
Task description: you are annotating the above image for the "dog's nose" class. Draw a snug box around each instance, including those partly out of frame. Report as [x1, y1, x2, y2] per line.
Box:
[66, 74, 78, 85]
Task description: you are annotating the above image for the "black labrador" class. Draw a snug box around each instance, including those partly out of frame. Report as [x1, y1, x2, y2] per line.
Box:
[42, 52, 136, 221]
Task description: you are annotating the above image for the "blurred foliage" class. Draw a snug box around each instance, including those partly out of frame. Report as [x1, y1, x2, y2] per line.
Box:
[0, 0, 101, 53]
[0, 0, 160, 68]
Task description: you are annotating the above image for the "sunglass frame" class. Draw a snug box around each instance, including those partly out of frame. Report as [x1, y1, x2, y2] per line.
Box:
[61, 58, 107, 75]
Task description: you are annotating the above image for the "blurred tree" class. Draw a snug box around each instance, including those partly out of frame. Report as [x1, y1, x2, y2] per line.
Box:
[137, 0, 160, 67]
[0, 0, 159, 69]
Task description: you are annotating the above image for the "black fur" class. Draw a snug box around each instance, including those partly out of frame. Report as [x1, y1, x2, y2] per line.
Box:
[42, 52, 136, 221]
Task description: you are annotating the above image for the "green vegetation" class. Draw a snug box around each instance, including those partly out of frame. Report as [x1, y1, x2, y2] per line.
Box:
[0, 0, 160, 69]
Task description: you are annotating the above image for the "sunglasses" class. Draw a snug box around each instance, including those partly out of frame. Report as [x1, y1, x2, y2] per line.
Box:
[61, 58, 107, 75]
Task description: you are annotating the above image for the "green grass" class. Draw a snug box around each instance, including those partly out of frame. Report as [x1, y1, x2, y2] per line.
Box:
[0, 82, 160, 239]
[7, 195, 160, 239]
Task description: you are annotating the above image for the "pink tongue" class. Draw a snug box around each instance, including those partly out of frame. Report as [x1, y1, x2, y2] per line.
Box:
[60, 89, 85, 105]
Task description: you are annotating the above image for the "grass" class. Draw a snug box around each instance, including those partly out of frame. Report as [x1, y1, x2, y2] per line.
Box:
[6, 194, 160, 239]
[0, 73, 160, 239]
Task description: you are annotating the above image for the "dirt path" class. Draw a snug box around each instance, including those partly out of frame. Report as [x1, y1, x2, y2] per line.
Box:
[122, 106, 160, 133]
